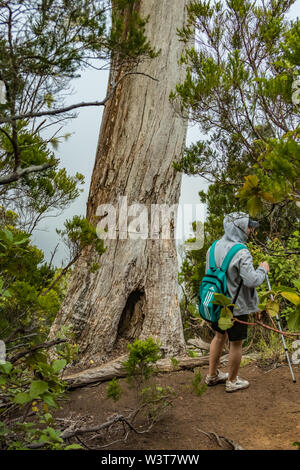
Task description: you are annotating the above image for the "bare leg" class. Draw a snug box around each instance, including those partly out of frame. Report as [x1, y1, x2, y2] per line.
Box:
[208, 332, 227, 376]
[228, 340, 243, 382]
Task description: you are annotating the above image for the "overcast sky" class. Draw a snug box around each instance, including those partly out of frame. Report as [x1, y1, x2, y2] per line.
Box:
[31, 1, 300, 267]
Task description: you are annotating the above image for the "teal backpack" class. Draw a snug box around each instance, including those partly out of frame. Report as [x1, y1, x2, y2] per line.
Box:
[198, 240, 247, 323]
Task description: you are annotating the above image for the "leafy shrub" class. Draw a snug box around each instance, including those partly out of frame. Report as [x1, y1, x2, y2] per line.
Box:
[191, 368, 207, 397]
[0, 331, 79, 450]
[106, 338, 176, 428]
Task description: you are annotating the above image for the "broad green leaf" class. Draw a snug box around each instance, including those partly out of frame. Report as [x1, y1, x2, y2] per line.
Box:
[212, 293, 231, 306]
[244, 174, 259, 189]
[2, 229, 13, 242]
[280, 291, 300, 305]
[29, 380, 48, 399]
[260, 191, 276, 203]
[257, 303, 266, 310]
[266, 300, 280, 317]
[292, 279, 300, 291]
[64, 444, 83, 450]
[218, 316, 234, 330]
[259, 290, 275, 300]
[287, 308, 300, 332]
[46, 427, 63, 443]
[43, 413, 53, 422]
[13, 237, 29, 245]
[218, 307, 234, 330]
[0, 362, 12, 375]
[51, 359, 67, 374]
[13, 392, 32, 404]
[247, 195, 263, 216]
[272, 286, 297, 293]
[42, 393, 57, 408]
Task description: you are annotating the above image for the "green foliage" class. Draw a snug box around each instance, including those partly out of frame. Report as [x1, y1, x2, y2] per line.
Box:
[238, 130, 300, 214]
[0, 0, 157, 235]
[0, 0, 156, 118]
[0, 122, 86, 234]
[0, 206, 101, 450]
[110, 0, 159, 63]
[191, 368, 207, 397]
[256, 331, 291, 367]
[172, 0, 300, 215]
[140, 385, 176, 423]
[56, 214, 106, 260]
[218, 308, 234, 331]
[0, 223, 62, 340]
[106, 338, 176, 429]
[0, 328, 79, 450]
[174, 0, 299, 340]
[122, 337, 162, 383]
[249, 233, 300, 331]
[170, 357, 179, 367]
[188, 349, 198, 358]
[106, 377, 123, 402]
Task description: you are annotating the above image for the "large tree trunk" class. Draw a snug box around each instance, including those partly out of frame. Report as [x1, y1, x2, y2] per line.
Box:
[49, 0, 189, 367]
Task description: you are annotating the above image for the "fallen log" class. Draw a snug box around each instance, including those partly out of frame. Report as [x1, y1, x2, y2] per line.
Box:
[62, 354, 229, 389]
[187, 337, 211, 351]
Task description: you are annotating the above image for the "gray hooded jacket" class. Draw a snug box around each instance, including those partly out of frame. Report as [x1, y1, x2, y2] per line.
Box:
[206, 212, 267, 316]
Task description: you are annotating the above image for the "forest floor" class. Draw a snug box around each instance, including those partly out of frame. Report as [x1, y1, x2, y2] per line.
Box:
[55, 361, 300, 451]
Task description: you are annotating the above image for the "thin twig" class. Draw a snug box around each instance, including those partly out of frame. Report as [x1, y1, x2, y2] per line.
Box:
[9, 338, 67, 364]
[0, 72, 159, 124]
[234, 317, 300, 337]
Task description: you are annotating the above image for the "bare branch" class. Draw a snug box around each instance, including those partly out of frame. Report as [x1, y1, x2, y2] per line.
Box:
[0, 72, 159, 124]
[0, 162, 53, 185]
[9, 338, 67, 364]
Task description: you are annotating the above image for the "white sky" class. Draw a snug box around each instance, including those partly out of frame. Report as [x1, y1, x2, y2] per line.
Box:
[31, 1, 300, 267]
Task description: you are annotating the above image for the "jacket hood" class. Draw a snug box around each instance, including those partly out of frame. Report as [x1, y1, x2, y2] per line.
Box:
[222, 212, 249, 243]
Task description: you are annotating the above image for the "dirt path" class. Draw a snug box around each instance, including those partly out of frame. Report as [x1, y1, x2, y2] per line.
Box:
[56, 363, 300, 450]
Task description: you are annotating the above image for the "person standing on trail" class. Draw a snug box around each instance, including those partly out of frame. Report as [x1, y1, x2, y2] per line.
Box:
[204, 212, 269, 392]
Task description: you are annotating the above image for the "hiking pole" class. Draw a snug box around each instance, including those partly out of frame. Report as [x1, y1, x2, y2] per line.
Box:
[266, 274, 296, 383]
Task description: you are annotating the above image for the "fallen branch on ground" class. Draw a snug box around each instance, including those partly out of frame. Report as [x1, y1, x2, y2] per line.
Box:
[26, 414, 128, 449]
[63, 354, 229, 389]
[26, 407, 165, 450]
[198, 429, 244, 450]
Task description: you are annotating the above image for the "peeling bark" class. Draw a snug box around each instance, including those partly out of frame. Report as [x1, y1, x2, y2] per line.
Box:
[49, 0, 190, 367]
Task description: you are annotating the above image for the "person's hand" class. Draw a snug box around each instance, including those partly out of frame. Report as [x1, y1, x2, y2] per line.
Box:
[260, 261, 269, 273]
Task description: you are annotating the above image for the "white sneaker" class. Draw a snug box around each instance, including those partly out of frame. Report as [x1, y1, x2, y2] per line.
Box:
[225, 376, 249, 393]
[205, 369, 229, 386]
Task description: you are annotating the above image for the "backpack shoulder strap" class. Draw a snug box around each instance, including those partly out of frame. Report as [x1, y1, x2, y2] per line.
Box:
[220, 243, 248, 273]
[208, 240, 218, 269]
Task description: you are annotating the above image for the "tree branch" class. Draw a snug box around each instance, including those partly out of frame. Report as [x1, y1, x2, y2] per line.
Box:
[9, 338, 67, 364]
[234, 317, 300, 337]
[0, 72, 159, 124]
[0, 162, 53, 185]
[38, 253, 80, 298]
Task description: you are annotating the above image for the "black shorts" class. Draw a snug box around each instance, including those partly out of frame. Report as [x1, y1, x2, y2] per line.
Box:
[208, 314, 248, 342]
